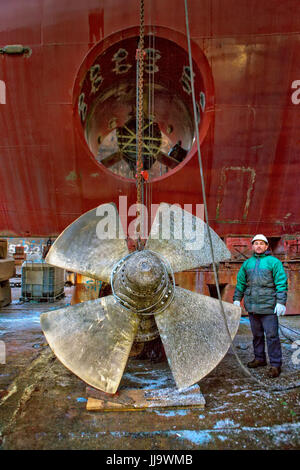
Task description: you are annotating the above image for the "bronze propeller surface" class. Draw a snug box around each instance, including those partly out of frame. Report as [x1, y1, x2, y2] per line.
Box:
[40, 296, 140, 394]
[45, 203, 129, 283]
[154, 286, 241, 389]
[146, 202, 231, 272]
[41, 202, 241, 394]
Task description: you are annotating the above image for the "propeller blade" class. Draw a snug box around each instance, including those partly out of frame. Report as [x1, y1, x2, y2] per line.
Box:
[155, 152, 180, 169]
[155, 286, 241, 389]
[40, 296, 140, 394]
[145, 202, 231, 272]
[46, 203, 129, 283]
[99, 151, 123, 168]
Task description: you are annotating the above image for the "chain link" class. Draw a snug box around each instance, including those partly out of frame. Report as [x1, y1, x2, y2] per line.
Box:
[136, 0, 145, 248]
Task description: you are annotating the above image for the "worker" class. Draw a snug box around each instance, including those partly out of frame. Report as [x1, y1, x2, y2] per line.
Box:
[233, 234, 288, 378]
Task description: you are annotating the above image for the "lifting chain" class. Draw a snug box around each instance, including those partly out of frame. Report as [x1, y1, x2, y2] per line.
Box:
[135, 0, 145, 249]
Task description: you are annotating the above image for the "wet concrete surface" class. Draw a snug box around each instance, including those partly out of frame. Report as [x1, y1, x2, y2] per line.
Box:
[0, 287, 300, 450]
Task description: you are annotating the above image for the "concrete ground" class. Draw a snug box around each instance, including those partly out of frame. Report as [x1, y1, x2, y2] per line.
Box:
[0, 286, 300, 450]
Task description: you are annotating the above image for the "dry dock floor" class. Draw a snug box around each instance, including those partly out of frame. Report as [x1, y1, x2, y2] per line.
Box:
[0, 287, 300, 450]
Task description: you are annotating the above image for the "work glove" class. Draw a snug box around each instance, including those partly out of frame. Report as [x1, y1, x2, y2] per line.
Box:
[233, 300, 241, 307]
[274, 303, 286, 316]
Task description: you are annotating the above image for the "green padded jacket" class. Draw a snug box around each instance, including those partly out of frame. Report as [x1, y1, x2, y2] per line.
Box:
[233, 251, 288, 314]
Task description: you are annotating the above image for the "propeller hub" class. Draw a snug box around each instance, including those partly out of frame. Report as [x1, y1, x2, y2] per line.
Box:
[124, 251, 164, 293]
[111, 250, 174, 315]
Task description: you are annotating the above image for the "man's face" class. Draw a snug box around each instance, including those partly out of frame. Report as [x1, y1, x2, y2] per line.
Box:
[252, 240, 268, 254]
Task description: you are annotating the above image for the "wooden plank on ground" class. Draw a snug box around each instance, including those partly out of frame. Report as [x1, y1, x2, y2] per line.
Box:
[86, 384, 205, 411]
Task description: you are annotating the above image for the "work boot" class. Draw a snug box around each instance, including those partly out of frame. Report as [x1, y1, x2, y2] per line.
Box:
[268, 366, 281, 378]
[247, 359, 267, 368]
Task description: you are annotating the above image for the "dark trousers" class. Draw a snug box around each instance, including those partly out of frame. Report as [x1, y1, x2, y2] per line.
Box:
[248, 313, 282, 367]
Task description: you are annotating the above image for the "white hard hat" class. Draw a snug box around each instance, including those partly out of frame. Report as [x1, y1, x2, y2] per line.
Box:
[251, 234, 268, 244]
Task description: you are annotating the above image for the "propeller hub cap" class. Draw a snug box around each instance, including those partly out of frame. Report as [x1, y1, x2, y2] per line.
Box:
[111, 250, 174, 315]
[124, 251, 164, 293]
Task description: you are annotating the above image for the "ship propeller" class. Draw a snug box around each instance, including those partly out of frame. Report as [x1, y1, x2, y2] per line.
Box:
[41, 203, 241, 394]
